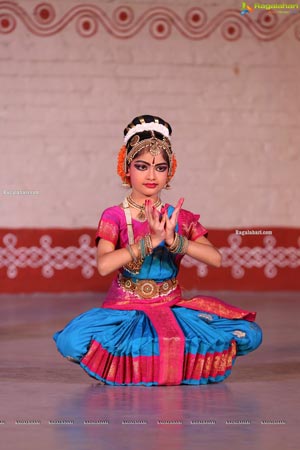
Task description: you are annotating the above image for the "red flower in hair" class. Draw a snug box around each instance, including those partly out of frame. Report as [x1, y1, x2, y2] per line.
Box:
[117, 145, 127, 181]
[170, 154, 177, 179]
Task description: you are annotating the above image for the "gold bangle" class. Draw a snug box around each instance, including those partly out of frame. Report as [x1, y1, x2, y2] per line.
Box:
[126, 244, 137, 262]
[144, 234, 153, 255]
[181, 236, 189, 255]
[166, 233, 189, 255]
[166, 233, 177, 249]
[168, 233, 180, 252]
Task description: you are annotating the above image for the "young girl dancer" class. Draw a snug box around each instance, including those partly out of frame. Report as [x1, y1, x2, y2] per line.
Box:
[53, 115, 262, 386]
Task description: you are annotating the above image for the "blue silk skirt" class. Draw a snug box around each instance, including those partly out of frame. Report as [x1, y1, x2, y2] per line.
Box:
[53, 306, 262, 386]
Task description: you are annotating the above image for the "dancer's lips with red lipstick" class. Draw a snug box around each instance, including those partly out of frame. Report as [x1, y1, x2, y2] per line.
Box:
[143, 183, 158, 188]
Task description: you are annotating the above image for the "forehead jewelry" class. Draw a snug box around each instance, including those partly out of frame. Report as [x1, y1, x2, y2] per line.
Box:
[125, 134, 173, 176]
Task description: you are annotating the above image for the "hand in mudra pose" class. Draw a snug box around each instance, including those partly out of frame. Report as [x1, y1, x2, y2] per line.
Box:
[145, 197, 185, 247]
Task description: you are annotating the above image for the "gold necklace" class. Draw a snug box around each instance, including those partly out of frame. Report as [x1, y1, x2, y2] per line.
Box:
[127, 195, 162, 221]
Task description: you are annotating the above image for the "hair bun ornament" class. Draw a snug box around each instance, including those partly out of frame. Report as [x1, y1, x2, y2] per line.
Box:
[124, 115, 172, 143]
[124, 122, 171, 144]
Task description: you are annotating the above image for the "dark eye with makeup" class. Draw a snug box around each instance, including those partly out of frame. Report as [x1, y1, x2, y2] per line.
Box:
[155, 165, 168, 172]
[134, 163, 148, 171]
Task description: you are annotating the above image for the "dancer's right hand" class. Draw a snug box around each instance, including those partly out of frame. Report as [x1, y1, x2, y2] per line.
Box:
[145, 199, 166, 247]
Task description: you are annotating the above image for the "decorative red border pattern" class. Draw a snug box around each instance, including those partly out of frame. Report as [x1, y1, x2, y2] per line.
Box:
[0, 228, 299, 293]
[0, 2, 300, 40]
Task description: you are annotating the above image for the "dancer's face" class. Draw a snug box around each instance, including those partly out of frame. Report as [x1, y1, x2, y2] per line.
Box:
[127, 149, 169, 199]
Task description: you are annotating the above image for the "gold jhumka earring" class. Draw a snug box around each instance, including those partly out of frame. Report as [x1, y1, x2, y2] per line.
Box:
[164, 178, 171, 189]
[122, 178, 131, 188]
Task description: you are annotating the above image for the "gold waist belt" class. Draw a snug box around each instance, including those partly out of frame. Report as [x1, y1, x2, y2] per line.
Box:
[118, 275, 178, 299]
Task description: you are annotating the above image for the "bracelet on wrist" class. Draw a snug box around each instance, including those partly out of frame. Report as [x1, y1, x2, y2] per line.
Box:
[139, 234, 153, 259]
[124, 244, 143, 274]
[124, 235, 154, 275]
[126, 244, 137, 262]
[166, 234, 176, 249]
[144, 233, 153, 255]
[166, 232, 189, 255]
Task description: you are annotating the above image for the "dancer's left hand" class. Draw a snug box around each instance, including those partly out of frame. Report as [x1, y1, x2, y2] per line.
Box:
[145, 199, 167, 247]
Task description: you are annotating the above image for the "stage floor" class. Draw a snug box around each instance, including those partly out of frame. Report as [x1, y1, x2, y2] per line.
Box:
[0, 291, 299, 450]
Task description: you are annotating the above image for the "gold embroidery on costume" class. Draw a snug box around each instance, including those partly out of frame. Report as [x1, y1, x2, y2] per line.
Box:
[227, 341, 237, 367]
[107, 354, 118, 380]
[98, 221, 119, 245]
[176, 297, 256, 320]
[213, 355, 220, 370]
[203, 355, 212, 378]
[219, 353, 227, 372]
